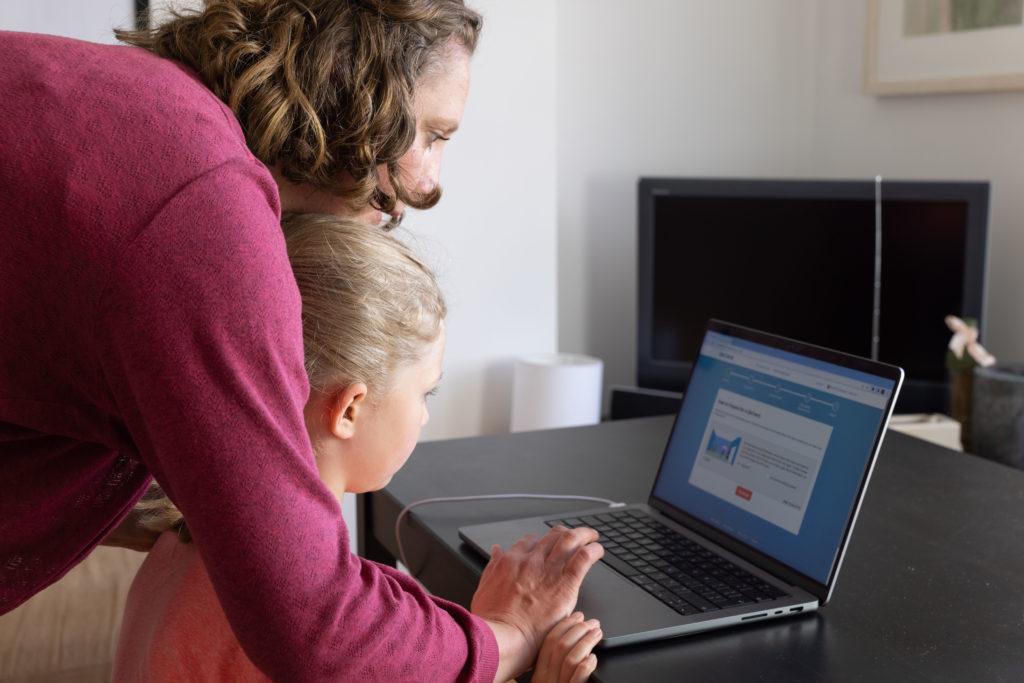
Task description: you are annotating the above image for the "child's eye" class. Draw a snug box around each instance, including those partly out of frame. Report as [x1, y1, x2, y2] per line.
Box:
[425, 387, 439, 399]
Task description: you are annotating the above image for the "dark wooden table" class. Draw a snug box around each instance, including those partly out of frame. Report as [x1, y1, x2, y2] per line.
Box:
[359, 416, 1024, 682]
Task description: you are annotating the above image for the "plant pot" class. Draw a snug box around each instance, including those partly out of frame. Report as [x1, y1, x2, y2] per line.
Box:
[971, 364, 1024, 470]
[950, 369, 974, 451]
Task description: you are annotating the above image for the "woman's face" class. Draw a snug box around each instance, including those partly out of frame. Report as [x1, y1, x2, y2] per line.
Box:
[375, 45, 473, 224]
[275, 46, 472, 223]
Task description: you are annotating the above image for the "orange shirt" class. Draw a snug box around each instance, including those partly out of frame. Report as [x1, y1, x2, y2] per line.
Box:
[115, 532, 269, 681]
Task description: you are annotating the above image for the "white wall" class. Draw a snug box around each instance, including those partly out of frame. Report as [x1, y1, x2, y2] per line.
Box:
[557, 1, 819, 403]
[557, 0, 1024, 407]
[2, 0, 133, 43]
[408, 0, 558, 442]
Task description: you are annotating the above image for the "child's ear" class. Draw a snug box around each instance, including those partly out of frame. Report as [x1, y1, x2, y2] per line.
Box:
[328, 382, 369, 440]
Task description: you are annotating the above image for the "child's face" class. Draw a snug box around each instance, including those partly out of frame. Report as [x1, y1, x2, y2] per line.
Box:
[339, 325, 446, 494]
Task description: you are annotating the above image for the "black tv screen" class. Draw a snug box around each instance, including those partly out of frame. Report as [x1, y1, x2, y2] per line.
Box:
[638, 177, 990, 414]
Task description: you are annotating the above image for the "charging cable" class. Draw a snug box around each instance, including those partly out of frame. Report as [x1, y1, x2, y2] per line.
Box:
[394, 494, 626, 573]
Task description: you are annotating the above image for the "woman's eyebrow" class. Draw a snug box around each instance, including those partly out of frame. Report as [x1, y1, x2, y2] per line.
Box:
[425, 117, 460, 135]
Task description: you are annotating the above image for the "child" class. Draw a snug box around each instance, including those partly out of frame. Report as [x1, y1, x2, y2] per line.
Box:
[114, 214, 600, 682]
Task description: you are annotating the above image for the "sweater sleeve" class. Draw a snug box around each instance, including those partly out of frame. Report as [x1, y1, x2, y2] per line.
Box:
[96, 161, 499, 682]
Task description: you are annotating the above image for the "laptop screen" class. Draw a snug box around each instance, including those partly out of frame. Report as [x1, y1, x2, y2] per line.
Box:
[650, 326, 899, 585]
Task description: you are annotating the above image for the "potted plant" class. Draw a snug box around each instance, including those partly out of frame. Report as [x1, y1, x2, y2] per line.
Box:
[944, 315, 995, 453]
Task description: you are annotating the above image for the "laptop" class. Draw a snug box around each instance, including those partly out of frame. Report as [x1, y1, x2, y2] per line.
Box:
[459, 320, 903, 647]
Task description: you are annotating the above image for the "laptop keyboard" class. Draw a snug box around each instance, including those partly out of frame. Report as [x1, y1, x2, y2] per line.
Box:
[547, 509, 789, 616]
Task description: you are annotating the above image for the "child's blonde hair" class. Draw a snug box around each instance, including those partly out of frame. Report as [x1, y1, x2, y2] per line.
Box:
[287, 213, 446, 395]
[136, 213, 446, 539]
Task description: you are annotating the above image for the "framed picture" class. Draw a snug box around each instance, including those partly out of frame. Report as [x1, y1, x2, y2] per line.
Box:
[865, 0, 1024, 95]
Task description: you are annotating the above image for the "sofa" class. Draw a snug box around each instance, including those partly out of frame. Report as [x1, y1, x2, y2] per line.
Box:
[0, 547, 145, 682]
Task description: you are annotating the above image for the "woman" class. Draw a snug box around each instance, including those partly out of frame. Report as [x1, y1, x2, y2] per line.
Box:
[0, 2, 601, 681]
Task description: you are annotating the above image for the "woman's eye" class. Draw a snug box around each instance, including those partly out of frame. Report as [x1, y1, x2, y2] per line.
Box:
[429, 133, 451, 146]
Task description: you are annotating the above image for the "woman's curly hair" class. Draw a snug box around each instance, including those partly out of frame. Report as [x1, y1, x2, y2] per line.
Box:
[117, 0, 481, 215]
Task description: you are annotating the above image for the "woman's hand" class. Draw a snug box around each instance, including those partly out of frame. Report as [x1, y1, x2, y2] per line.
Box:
[469, 526, 603, 682]
[532, 612, 601, 683]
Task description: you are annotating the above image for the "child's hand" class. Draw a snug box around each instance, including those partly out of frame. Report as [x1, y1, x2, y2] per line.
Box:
[531, 612, 602, 683]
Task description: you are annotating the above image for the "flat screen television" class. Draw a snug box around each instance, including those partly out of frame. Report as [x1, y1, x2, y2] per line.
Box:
[637, 177, 990, 414]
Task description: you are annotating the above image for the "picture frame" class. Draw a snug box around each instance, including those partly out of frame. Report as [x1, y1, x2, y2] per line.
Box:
[865, 0, 1024, 95]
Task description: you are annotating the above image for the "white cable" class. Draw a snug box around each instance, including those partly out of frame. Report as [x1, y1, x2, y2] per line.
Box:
[872, 174, 883, 361]
[393, 494, 625, 573]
